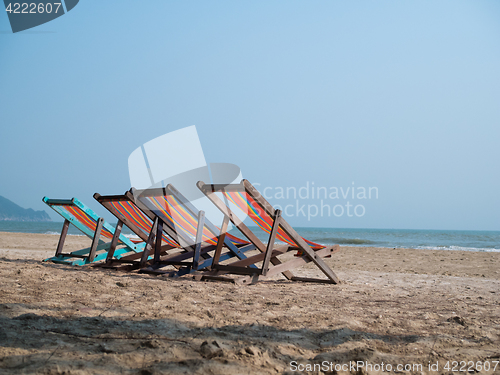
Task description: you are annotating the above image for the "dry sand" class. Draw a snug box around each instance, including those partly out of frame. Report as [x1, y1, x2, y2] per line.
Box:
[0, 232, 499, 374]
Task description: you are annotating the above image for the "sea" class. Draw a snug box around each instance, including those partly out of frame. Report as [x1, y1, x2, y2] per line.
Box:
[0, 221, 499, 252]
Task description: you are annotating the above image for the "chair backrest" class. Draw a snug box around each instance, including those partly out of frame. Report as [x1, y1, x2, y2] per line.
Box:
[132, 186, 249, 248]
[198, 180, 325, 250]
[94, 193, 179, 248]
[42, 197, 141, 248]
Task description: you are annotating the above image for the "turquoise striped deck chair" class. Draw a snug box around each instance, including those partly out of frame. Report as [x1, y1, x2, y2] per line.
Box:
[196, 179, 340, 285]
[129, 185, 256, 275]
[42, 197, 145, 266]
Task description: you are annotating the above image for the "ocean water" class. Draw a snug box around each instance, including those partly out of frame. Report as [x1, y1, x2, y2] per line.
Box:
[244, 227, 500, 253]
[0, 221, 498, 252]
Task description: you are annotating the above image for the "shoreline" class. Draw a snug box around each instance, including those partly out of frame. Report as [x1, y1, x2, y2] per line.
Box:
[0, 230, 499, 254]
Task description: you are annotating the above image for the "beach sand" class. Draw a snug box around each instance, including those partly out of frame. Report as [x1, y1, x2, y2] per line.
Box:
[0, 232, 499, 374]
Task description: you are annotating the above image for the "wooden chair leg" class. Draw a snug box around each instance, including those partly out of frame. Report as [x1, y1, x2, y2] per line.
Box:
[212, 215, 230, 269]
[262, 210, 281, 276]
[193, 211, 205, 270]
[88, 218, 104, 263]
[153, 218, 163, 263]
[55, 219, 70, 257]
[106, 219, 123, 262]
[140, 217, 158, 267]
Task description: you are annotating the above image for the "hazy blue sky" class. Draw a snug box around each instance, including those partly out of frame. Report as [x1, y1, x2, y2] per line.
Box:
[1, 1, 499, 230]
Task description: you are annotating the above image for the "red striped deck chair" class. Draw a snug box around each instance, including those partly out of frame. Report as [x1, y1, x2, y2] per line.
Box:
[195, 179, 340, 285]
[131, 185, 256, 275]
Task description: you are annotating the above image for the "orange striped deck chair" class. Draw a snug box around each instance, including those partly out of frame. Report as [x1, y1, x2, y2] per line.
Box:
[94, 191, 180, 270]
[195, 179, 340, 285]
[95, 187, 254, 275]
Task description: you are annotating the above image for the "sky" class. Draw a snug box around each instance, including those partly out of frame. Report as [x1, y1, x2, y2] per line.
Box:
[0, 0, 499, 231]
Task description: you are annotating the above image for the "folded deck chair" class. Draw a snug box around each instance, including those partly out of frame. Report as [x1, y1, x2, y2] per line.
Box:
[42, 197, 144, 266]
[95, 188, 254, 276]
[195, 180, 340, 285]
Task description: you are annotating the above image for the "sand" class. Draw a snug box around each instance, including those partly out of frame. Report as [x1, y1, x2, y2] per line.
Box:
[0, 231, 499, 374]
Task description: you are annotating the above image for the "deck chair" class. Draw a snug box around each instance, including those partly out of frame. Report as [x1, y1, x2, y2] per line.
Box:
[94, 187, 254, 276]
[42, 197, 144, 266]
[195, 179, 341, 285]
[94, 190, 202, 272]
[131, 185, 256, 275]
[93, 191, 180, 270]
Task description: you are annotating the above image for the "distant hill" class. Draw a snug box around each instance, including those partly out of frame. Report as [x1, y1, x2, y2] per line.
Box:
[0, 195, 51, 222]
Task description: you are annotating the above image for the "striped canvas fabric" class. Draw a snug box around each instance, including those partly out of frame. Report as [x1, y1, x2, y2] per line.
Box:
[63, 205, 115, 239]
[138, 194, 248, 247]
[222, 190, 325, 250]
[107, 200, 178, 247]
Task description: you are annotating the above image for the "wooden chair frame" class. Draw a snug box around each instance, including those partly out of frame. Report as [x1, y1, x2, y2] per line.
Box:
[42, 197, 144, 266]
[94, 187, 255, 276]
